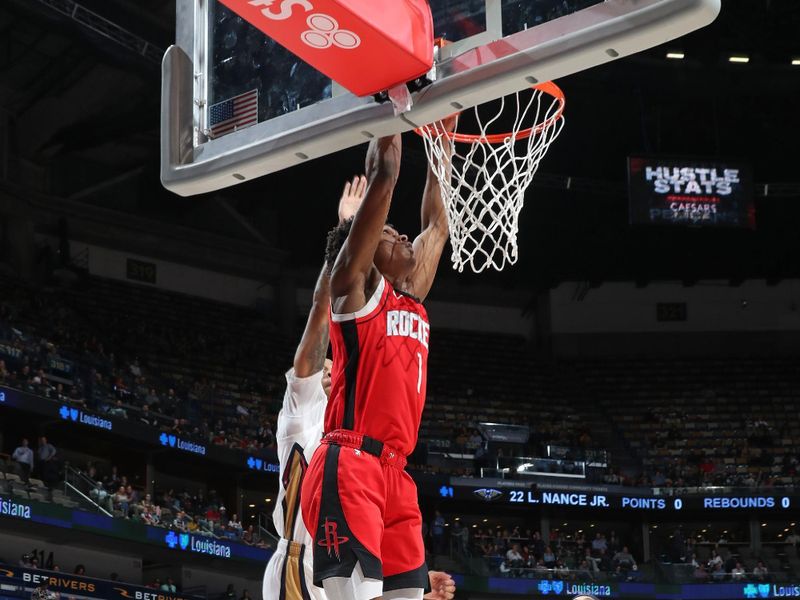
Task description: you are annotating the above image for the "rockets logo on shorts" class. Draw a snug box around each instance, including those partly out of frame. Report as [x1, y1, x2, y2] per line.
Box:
[318, 517, 349, 560]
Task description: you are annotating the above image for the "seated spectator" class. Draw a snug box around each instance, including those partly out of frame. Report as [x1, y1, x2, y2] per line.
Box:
[140, 404, 156, 426]
[506, 544, 524, 567]
[228, 514, 243, 533]
[242, 525, 256, 545]
[126, 485, 139, 506]
[533, 560, 548, 578]
[613, 546, 636, 569]
[499, 559, 512, 577]
[753, 560, 769, 582]
[173, 510, 189, 531]
[104, 466, 121, 491]
[786, 531, 800, 546]
[542, 546, 556, 568]
[31, 581, 56, 600]
[90, 482, 113, 512]
[160, 578, 177, 593]
[205, 504, 221, 528]
[612, 546, 637, 581]
[711, 563, 726, 582]
[141, 503, 161, 526]
[19, 553, 36, 568]
[731, 562, 746, 581]
[591, 533, 608, 555]
[145, 388, 160, 409]
[694, 564, 709, 582]
[576, 559, 594, 581]
[708, 550, 724, 570]
[597, 548, 612, 572]
[107, 400, 128, 419]
[584, 547, 600, 572]
[113, 486, 130, 516]
[554, 560, 569, 579]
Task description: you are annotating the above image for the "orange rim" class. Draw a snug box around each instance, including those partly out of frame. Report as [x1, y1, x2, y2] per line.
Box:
[414, 81, 565, 144]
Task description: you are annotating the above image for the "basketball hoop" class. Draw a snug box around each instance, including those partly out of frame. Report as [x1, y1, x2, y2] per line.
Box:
[415, 82, 565, 273]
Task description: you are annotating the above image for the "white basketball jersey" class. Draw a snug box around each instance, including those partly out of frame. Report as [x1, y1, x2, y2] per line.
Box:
[272, 367, 327, 544]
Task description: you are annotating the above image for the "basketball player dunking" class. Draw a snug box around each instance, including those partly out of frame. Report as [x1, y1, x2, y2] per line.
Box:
[301, 123, 454, 600]
[264, 176, 455, 600]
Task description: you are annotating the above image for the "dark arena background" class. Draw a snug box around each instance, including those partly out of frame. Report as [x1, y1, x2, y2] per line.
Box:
[1, 1, 800, 599]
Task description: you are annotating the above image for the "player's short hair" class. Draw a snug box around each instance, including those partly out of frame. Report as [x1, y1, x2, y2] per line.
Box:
[325, 219, 396, 273]
[325, 217, 354, 273]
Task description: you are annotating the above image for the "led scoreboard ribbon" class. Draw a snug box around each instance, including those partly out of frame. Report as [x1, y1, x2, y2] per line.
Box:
[458, 487, 794, 512]
[528, 492, 792, 511]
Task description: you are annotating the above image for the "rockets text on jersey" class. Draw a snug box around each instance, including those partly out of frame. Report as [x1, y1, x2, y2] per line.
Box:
[326, 277, 429, 456]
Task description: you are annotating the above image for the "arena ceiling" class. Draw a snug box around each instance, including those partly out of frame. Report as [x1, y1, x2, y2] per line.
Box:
[0, 0, 799, 288]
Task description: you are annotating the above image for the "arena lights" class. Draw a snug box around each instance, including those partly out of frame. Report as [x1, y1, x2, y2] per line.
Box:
[792, 58, 800, 66]
[728, 55, 750, 63]
[666, 51, 685, 59]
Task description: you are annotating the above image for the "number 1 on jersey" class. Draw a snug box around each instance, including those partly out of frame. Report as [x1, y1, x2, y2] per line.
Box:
[416, 352, 422, 394]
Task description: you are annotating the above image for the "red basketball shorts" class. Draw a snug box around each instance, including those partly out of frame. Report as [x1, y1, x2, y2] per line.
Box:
[300, 430, 427, 591]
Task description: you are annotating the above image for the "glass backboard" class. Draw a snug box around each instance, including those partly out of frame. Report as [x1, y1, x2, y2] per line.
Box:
[162, 0, 720, 196]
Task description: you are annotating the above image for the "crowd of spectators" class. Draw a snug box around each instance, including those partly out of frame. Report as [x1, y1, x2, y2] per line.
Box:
[80, 462, 264, 547]
[438, 520, 639, 582]
[658, 527, 791, 584]
[0, 276, 285, 461]
[4, 273, 800, 490]
[584, 358, 800, 490]
[633, 411, 800, 489]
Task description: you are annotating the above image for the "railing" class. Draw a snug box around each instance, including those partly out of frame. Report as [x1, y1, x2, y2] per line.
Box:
[63, 463, 113, 516]
[257, 512, 280, 550]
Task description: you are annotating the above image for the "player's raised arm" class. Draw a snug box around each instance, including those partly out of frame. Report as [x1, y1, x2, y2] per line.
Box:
[294, 175, 367, 377]
[330, 135, 401, 312]
[292, 262, 331, 378]
[406, 116, 456, 301]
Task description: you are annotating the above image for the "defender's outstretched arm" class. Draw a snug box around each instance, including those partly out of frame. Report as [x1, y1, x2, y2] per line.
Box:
[294, 175, 368, 377]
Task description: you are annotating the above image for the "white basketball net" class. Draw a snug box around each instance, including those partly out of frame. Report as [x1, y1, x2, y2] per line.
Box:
[418, 86, 565, 273]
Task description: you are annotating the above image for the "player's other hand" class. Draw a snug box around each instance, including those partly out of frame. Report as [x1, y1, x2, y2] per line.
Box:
[425, 570, 456, 600]
[338, 174, 367, 223]
[438, 114, 459, 134]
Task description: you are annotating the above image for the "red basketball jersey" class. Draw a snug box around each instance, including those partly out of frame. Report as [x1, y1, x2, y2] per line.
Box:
[326, 277, 429, 456]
